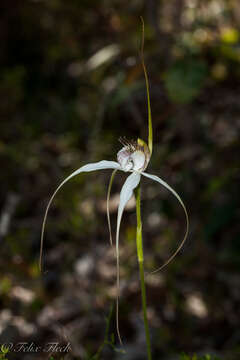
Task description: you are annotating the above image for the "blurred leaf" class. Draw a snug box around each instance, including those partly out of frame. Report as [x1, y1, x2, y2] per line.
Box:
[86, 44, 120, 71]
[221, 28, 239, 44]
[0, 276, 12, 295]
[164, 59, 208, 104]
[219, 43, 240, 62]
[211, 63, 227, 80]
[204, 170, 235, 200]
[180, 354, 221, 360]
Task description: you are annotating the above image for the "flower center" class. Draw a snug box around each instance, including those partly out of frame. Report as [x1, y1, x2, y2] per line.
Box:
[117, 138, 150, 172]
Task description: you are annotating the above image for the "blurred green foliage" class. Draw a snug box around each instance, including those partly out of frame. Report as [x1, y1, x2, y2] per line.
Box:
[0, 345, 9, 360]
[180, 355, 221, 360]
[164, 59, 208, 104]
[0, 0, 240, 359]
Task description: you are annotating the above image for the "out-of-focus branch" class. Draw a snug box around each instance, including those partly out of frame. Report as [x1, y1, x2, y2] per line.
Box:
[0, 192, 19, 241]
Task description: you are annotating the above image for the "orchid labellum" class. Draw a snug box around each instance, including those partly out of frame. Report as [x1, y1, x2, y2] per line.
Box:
[39, 136, 188, 342]
[39, 18, 189, 351]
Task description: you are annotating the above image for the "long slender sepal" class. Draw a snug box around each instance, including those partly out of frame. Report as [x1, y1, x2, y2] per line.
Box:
[107, 169, 118, 246]
[142, 172, 189, 274]
[39, 160, 120, 271]
[116, 172, 141, 344]
[140, 16, 153, 156]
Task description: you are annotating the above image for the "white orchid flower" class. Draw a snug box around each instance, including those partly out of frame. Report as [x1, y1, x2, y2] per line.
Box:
[40, 18, 189, 347]
[39, 136, 189, 343]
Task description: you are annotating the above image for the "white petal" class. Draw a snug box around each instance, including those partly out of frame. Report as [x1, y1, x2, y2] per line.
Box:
[75, 160, 120, 173]
[39, 160, 120, 270]
[117, 147, 132, 171]
[131, 151, 146, 171]
[142, 171, 189, 274]
[115, 171, 141, 343]
[116, 172, 141, 257]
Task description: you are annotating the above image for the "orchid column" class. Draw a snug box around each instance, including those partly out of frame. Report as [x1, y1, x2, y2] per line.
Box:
[40, 18, 189, 359]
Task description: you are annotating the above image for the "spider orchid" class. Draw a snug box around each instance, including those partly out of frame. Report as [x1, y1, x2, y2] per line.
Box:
[39, 18, 189, 350]
[39, 136, 188, 342]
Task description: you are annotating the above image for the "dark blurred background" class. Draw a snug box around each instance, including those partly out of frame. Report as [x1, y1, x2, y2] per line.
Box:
[0, 0, 240, 359]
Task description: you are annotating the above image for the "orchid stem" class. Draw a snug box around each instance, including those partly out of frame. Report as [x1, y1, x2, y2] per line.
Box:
[140, 16, 153, 156]
[135, 185, 152, 360]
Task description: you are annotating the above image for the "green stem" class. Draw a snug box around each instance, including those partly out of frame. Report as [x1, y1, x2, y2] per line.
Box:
[135, 185, 152, 360]
[140, 16, 153, 156]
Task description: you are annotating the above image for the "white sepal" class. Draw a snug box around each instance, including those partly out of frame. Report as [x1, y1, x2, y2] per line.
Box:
[115, 171, 141, 343]
[142, 171, 189, 274]
[40, 160, 121, 270]
[116, 172, 141, 257]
